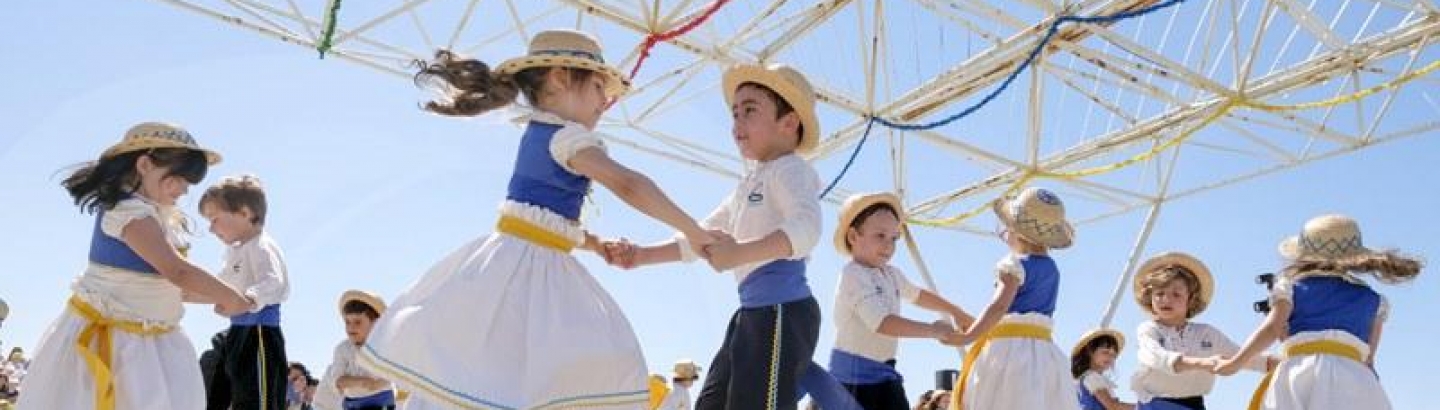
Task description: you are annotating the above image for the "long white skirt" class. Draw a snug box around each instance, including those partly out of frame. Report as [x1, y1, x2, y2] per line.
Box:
[1261, 330, 1389, 410]
[359, 202, 648, 410]
[959, 314, 1079, 410]
[18, 268, 204, 409]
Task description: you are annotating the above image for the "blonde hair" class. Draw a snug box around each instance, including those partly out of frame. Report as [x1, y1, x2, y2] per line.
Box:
[1138, 266, 1206, 318]
[200, 174, 267, 225]
[1283, 251, 1423, 285]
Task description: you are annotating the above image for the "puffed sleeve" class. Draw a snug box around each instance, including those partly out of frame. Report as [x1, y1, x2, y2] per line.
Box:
[996, 256, 1027, 286]
[100, 198, 160, 239]
[548, 124, 607, 174]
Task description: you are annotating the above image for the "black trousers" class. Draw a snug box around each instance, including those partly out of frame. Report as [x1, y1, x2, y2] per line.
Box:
[841, 378, 908, 410]
[696, 297, 821, 410]
[206, 325, 288, 410]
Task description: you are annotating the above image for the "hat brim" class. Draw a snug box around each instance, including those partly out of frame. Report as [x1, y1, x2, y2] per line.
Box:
[339, 290, 386, 317]
[992, 199, 1074, 249]
[1071, 328, 1126, 358]
[1277, 235, 1374, 260]
[721, 65, 819, 155]
[103, 140, 223, 165]
[1133, 252, 1214, 316]
[495, 56, 630, 98]
[833, 193, 904, 256]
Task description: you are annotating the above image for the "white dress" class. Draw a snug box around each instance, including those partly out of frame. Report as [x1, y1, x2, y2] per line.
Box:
[1259, 274, 1391, 410]
[358, 114, 648, 410]
[959, 256, 1079, 410]
[19, 198, 206, 409]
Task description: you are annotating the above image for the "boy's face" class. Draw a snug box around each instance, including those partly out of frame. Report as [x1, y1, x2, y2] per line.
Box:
[731, 85, 800, 161]
[847, 209, 900, 268]
[201, 201, 256, 245]
[344, 313, 375, 345]
[1149, 279, 1192, 324]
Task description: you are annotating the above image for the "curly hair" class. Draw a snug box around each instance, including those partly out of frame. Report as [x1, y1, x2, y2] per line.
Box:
[1138, 265, 1206, 318]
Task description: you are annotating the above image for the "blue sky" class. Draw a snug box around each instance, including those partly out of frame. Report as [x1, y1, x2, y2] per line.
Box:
[2, 2, 1438, 408]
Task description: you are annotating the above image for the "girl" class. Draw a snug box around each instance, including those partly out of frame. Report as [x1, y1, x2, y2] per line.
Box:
[948, 187, 1080, 410]
[19, 122, 251, 410]
[356, 29, 713, 410]
[1216, 214, 1420, 410]
[829, 192, 973, 409]
[1072, 329, 1133, 410]
[1130, 252, 1266, 410]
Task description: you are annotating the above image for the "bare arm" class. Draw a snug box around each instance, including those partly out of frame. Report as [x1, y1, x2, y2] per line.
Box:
[569, 148, 707, 244]
[122, 217, 248, 313]
[1094, 389, 1135, 410]
[705, 230, 792, 271]
[1216, 300, 1291, 375]
[914, 290, 975, 330]
[951, 274, 1020, 345]
[876, 315, 953, 339]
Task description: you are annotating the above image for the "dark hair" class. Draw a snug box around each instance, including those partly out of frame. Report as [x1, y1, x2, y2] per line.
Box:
[342, 300, 381, 321]
[737, 82, 804, 145]
[199, 175, 268, 225]
[844, 202, 899, 252]
[414, 50, 597, 116]
[288, 361, 310, 378]
[1070, 334, 1120, 378]
[63, 148, 209, 214]
[1283, 251, 1423, 285]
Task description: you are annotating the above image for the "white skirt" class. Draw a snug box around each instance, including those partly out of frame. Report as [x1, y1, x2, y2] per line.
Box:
[18, 269, 204, 410]
[1260, 330, 1389, 410]
[960, 314, 1080, 410]
[359, 201, 648, 410]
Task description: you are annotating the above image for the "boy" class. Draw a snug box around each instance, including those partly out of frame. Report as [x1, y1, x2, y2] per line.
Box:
[315, 290, 396, 410]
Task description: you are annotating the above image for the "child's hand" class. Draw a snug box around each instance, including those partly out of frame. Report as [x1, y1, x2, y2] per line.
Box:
[928, 320, 956, 339]
[1213, 358, 1242, 376]
[684, 229, 723, 259]
[599, 238, 638, 269]
[702, 235, 741, 272]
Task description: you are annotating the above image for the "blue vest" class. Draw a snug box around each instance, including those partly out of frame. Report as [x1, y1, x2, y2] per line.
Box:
[88, 208, 159, 274]
[737, 259, 811, 307]
[343, 390, 396, 409]
[1007, 255, 1059, 316]
[505, 121, 592, 220]
[1287, 275, 1380, 341]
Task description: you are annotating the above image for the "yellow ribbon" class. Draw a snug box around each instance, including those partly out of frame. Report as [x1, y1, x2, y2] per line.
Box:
[1248, 339, 1364, 410]
[68, 296, 173, 410]
[950, 322, 1053, 410]
[647, 375, 670, 410]
[496, 215, 577, 252]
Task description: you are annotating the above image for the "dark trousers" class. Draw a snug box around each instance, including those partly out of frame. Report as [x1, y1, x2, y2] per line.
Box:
[696, 297, 821, 410]
[841, 379, 908, 410]
[206, 325, 288, 410]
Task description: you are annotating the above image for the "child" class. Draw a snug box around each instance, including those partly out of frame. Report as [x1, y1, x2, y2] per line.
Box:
[198, 174, 291, 410]
[656, 360, 701, 410]
[18, 122, 250, 409]
[1130, 252, 1265, 410]
[829, 192, 973, 409]
[1216, 215, 1420, 410]
[947, 187, 1079, 410]
[355, 29, 713, 409]
[316, 290, 396, 410]
[1072, 328, 1133, 410]
[607, 63, 827, 409]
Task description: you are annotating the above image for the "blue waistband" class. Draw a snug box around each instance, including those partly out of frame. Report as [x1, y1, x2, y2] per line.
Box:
[344, 390, 396, 408]
[738, 259, 811, 307]
[230, 304, 282, 326]
[828, 349, 903, 384]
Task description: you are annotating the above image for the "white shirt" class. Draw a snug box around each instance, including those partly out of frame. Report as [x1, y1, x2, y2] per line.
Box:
[1130, 320, 1265, 401]
[218, 231, 290, 311]
[676, 154, 822, 282]
[657, 385, 692, 410]
[833, 262, 923, 361]
[313, 341, 394, 410]
[1080, 370, 1117, 394]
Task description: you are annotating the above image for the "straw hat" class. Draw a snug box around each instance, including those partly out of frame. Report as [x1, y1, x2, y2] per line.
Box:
[992, 187, 1074, 249]
[1071, 328, 1126, 358]
[722, 63, 820, 155]
[0, 297, 7, 321]
[338, 290, 386, 316]
[833, 192, 904, 256]
[495, 29, 630, 98]
[1279, 214, 1375, 261]
[672, 359, 701, 380]
[1133, 252, 1214, 316]
[101, 122, 222, 165]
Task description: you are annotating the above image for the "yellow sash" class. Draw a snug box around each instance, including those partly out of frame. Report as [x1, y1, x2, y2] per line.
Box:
[951, 322, 1052, 410]
[1247, 340, 1364, 410]
[68, 296, 173, 410]
[496, 215, 576, 252]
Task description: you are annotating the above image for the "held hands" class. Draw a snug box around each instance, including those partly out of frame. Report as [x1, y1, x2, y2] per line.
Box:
[597, 237, 639, 269]
[700, 231, 740, 272]
[1212, 357, 1243, 376]
[214, 294, 253, 317]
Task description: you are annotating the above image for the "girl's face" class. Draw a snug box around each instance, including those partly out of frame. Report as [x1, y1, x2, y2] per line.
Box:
[136, 155, 192, 206]
[546, 69, 610, 129]
[1150, 279, 1193, 325]
[848, 209, 901, 268]
[1089, 345, 1118, 372]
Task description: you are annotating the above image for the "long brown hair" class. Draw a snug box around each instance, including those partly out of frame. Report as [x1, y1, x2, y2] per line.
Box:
[62, 148, 209, 214]
[1282, 251, 1423, 285]
[414, 50, 596, 116]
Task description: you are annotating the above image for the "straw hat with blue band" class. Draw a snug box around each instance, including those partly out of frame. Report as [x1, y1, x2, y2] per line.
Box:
[721, 63, 820, 155]
[495, 29, 630, 98]
[102, 122, 222, 165]
[992, 187, 1074, 249]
